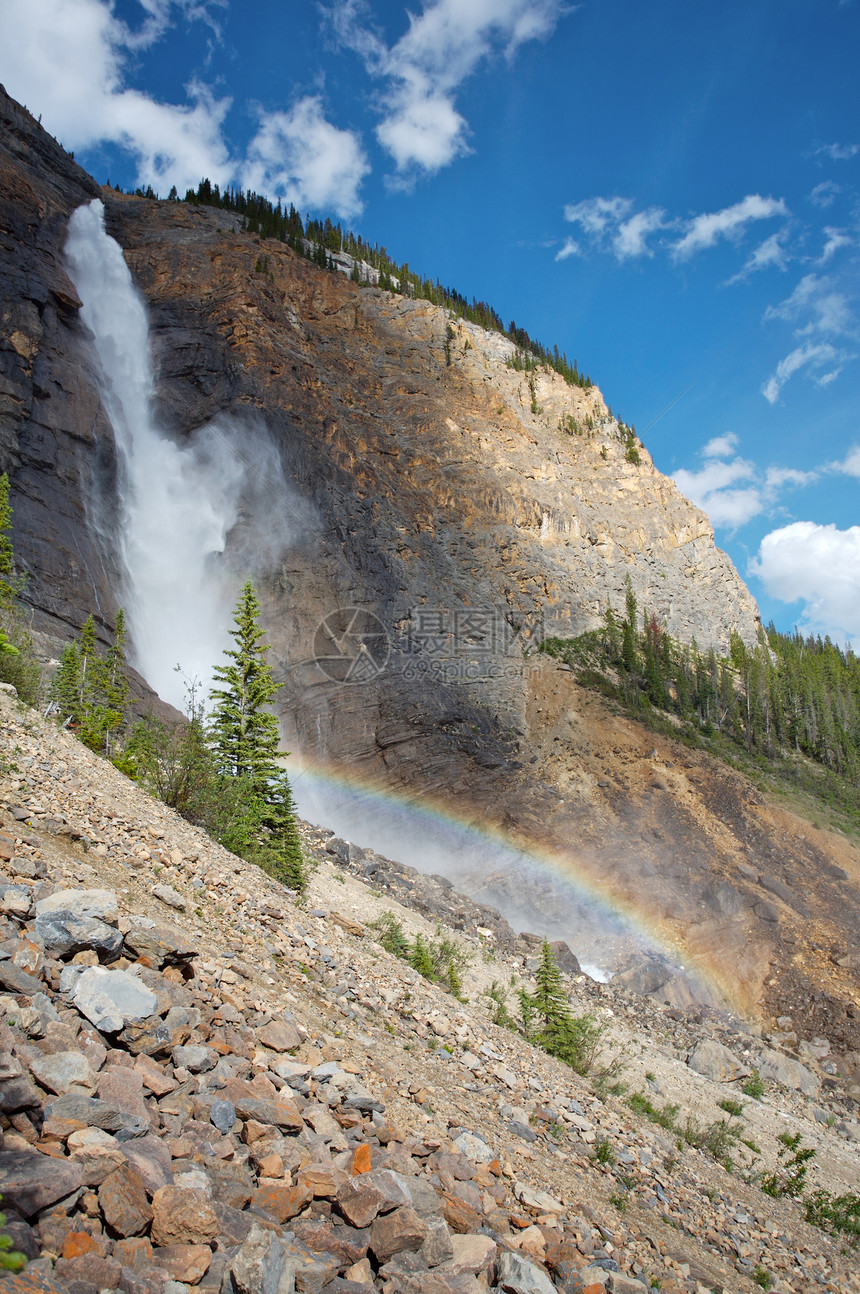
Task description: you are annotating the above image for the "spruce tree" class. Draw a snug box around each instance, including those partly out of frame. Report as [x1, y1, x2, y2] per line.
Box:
[0, 474, 15, 611]
[530, 938, 574, 1052]
[208, 580, 305, 891]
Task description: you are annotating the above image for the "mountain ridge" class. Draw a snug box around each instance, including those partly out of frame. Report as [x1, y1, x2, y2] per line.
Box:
[1, 86, 859, 1050]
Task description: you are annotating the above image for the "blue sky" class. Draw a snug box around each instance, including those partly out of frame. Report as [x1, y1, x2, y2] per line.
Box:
[2, 0, 859, 647]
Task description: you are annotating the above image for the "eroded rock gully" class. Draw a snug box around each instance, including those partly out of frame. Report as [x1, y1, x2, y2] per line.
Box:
[1, 86, 860, 1044]
[1, 691, 860, 1294]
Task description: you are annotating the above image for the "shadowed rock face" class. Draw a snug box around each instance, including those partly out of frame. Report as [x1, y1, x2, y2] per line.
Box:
[2, 87, 859, 1041]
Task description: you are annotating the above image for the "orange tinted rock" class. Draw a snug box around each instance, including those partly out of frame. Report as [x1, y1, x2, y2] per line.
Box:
[61, 1232, 102, 1260]
[252, 1181, 312, 1224]
[350, 1144, 372, 1175]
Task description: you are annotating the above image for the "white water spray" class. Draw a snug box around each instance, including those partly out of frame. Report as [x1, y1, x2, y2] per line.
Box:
[64, 199, 293, 707]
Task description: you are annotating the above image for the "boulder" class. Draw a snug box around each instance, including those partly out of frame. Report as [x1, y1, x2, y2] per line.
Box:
[687, 1039, 750, 1083]
[228, 1224, 292, 1294]
[67, 1127, 127, 1186]
[451, 1132, 496, 1165]
[258, 1018, 302, 1052]
[35, 910, 123, 959]
[336, 1169, 411, 1227]
[44, 1091, 148, 1135]
[151, 1185, 219, 1246]
[757, 1046, 820, 1095]
[495, 1251, 557, 1294]
[29, 1050, 96, 1095]
[71, 966, 158, 1032]
[98, 1163, 153, 1237]
[123, 922, 197, 968]
[0, 1148, 84, 1217]
[35, 889, 119, 924]
[370, 1205, 427, 1262]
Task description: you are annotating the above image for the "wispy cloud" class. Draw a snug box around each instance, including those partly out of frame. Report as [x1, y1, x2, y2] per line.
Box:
[672, 434, 817, 531]
[818, 227, 854, 265]
[828, 444, 860, 478]
[560, 195, 667, 259]
[329, 0, 567, 184]
[558, 192, 788, 266]
[812, 141, 860, 163]
[761, 341, 845, 404]
[243, 96, 369, 219]
[750, 521, 860, 649]
[725, 232, 789, 284]
[809, 180, 841, 209]
[671, 194, 788, 261]
[762, 274, 856, 401]
[764, 273, 854, 335]
[2, 0, 368, 215]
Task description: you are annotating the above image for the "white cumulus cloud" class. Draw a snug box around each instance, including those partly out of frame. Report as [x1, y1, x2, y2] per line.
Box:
[750, 522, 860, 648]
[243, 97, 370, 220]
[672, 434, 817, 531]
[671, 194, 788, 261]
[0, 0, 235, 192]
[330, 0, 567, 181]
[0, 0, 368, 213]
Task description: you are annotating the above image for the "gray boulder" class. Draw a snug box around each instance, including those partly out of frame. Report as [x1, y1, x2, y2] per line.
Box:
[34, 910, 123, 959]
[35, 888, 119, 924]
[71, 965, 158, 1032]
[757, 1046, 820, 1095]
[687, 1039, 750, 1082]
[495, 1251, 557, 1294]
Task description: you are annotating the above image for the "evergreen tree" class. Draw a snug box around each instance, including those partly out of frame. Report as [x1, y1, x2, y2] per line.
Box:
[0, 474, 15, 611]
[49, 612, 129, 754]
[208, 580, 305, 891]
[530, 938, 574, 1052]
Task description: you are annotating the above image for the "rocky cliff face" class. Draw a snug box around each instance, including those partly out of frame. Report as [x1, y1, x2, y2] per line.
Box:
[2, 87, 859, 1045]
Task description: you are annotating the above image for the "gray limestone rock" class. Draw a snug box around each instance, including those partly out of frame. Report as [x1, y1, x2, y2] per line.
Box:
[687, 1039, 750, 1083]
[757, 1046, 820, 1095]
[28, 1049, 97, 1095]
[35, 910, 124, 959]
[71, 966, 159, 1032]
[35, 888, 119, 924]
[0, 1148, 84, 1217]
[495, 1251, 557, 1294]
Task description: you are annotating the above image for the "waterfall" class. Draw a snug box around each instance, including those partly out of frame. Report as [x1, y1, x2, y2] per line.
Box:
[64, 199, 265, 708]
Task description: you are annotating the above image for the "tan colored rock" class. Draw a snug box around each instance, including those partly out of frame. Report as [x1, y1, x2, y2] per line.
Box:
[369, 1205, 427, 1263]
[150, 1186, 219, 1246]
[152, 1242, 213, 1284]
[98, 1163, 153, 1237]
[67, 1127, 126, 1186]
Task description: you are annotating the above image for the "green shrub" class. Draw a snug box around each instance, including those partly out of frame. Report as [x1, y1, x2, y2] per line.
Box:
[0, 1196, 26, 1273]
[803, 1188, 860, 1247]
[760, 1133, 815, 1198]
[591, 1137, 616, 1165]
[742, 1068, 765, 1099]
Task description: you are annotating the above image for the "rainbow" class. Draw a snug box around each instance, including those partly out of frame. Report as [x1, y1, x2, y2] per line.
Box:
[286, 753, 746, 1014]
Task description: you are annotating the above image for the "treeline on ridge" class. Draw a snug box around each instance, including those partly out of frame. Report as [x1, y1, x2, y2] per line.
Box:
[541, 580, 860, 823]
[170, 178, 593, 391]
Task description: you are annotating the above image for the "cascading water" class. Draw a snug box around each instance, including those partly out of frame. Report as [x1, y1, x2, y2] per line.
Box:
[65, 199, 261, 707]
